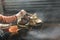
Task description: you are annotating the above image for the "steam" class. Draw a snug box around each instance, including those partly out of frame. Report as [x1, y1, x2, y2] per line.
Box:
[35, 11, 46, 22]
[0, 29, 4, 37]
[25, 11, 60, 40]
[26, 27, 60, 40]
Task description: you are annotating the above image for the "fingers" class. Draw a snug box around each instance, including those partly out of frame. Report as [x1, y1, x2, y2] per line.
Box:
[20, 9, 27, 16]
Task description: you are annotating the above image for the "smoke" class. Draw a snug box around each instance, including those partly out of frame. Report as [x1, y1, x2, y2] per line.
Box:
[35, 10, 46, 22]
[0, 29, 4, 37]
[26, 27, 60, 40]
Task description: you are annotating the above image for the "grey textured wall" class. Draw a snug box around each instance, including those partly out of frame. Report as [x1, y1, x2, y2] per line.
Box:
[0, 0, 4, 13]
[4, 0, 52, 11]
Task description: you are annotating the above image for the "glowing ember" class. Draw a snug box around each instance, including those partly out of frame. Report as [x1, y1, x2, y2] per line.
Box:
[9, 25, 19, 33]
